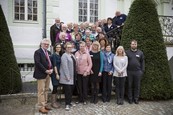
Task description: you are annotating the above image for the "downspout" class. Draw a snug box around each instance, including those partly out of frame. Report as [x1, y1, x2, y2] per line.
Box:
[42, 0, 46, 38]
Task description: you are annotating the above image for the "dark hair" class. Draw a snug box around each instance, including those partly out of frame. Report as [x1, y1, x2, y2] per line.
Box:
[75, 33, 82, 39]
[98, 37, 108, 47]
[54, 43, 64, 56]
[105, 44, 111, 48]
[130, 39, 137, 44]
[107, 17, 113, 22]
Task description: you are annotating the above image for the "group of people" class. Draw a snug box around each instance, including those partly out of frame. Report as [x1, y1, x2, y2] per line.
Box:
[33, 11, 145, 114]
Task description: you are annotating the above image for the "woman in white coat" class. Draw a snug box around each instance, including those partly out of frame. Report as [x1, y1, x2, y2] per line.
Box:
[113, 46, 128, 105]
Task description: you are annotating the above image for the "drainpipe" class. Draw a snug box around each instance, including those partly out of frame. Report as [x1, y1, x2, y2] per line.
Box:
[42, 0, 46, 38]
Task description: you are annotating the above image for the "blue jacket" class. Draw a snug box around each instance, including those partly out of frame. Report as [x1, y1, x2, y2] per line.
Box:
[103, 51, 114, 73]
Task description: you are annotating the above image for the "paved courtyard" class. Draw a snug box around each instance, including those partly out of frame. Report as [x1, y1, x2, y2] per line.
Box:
[1, 95, 173, 115]
[34, 99, 173, 115]
[0, 83, 173, 115]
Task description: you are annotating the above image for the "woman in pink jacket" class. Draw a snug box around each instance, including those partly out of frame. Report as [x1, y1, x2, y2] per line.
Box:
[75, 41, 93, 105]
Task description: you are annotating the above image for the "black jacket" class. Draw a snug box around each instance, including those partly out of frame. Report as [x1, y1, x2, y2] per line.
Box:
[33, 48, 52, 79]
[50, 24, 61, 46]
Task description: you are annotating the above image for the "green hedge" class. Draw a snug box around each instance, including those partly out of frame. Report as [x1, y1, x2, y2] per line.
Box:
[0, 5, 22, 94]
[121, 0, 173, 100]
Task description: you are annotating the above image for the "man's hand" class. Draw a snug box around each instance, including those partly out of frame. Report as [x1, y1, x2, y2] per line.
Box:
[45, 69, 53, 75]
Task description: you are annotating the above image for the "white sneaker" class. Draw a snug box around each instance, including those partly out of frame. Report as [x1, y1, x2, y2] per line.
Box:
[65, 105, 70, 111]
[83, 101, 87, 105]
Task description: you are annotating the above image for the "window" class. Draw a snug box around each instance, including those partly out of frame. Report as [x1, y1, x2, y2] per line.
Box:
[14, 0, 38, 21]
[78, 0, 98, 23]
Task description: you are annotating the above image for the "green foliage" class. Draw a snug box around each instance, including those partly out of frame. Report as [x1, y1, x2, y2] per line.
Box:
[121, 0, 173, 100]
[0, 5, 22, 94]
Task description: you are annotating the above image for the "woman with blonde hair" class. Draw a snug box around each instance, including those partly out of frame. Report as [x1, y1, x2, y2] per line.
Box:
[89, 41, 103, 104]
[113, 46, 128, 105]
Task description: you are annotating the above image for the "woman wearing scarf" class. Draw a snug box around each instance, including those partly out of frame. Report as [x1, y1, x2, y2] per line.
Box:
[113, 46, 128, 105]
[102, 44, 114, 102]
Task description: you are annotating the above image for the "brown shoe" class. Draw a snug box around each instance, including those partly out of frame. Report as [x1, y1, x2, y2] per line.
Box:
[39, 107, 48, 114]
[45, 105, 52, 110]
[51, 102, 60, 108]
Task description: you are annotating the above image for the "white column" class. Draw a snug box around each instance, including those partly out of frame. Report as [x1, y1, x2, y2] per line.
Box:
[161, 0, 173, 16]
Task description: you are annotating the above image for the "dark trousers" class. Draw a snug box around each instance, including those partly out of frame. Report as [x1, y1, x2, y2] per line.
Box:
[102, 71, 112, 102]
[127, 71, 143, 101]
[52, 85, 58, 94]
[63, 84, 74, 105]
[115, 77, 126, 101]
[77, 74, 89, 102]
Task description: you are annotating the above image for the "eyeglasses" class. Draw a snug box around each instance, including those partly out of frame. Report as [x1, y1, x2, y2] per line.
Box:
[56, 47, 61, 48]
[67, 47, 72, 48]
[43, 43, 49, 46]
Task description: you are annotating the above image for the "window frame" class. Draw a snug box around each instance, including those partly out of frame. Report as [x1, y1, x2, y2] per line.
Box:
[13, 0, 38, 23]
[78, 0, 99, 23]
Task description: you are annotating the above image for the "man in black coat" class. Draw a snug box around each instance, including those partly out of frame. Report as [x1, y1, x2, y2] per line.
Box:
[33, 39, 53, 114]
[50, 18, 61, 46]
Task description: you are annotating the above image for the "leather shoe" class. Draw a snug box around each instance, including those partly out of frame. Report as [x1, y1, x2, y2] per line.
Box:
[45, 105, 52, 110]
[134, 100, 139, 104]
[129, 100, 133, 104]
[39, 107, 48, 114]
[117, 99, 121, 105]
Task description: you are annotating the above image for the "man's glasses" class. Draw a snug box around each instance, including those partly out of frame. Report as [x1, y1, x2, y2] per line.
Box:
[43, 43, 49, 46]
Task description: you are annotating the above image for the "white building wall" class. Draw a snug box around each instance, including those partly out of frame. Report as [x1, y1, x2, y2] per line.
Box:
[46, 0, 60, 38]
[162, 1, 173, 16]
[104, 0, 117, 18]
[59, 0, 75, 23]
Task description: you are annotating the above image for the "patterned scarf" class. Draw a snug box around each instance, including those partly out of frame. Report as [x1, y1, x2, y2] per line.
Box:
[105, 52, 112, 63]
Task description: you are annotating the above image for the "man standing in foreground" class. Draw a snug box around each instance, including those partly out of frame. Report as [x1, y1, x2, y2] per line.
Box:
[126, 40, 145, 104]
[33, 39, 53, 114]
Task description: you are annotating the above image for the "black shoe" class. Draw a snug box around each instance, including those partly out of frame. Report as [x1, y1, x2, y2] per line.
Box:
[134, 100, 139, 104]
[106, 98, 110, 102]
[102, 99, 106, 103]
[117, 99, 121, 105]
[120, 99, 124, 105]
[90, 96, 94, 103]
[129, 100, 133, 104]
[94, 98, 98, 104]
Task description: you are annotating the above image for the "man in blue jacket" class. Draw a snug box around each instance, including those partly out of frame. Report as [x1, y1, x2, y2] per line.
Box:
[113, 11, 127, 27]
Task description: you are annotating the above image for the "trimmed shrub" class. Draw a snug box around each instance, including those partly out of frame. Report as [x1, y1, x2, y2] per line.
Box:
[121, 0, 173, 100]
[0, 5, 22, 94]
